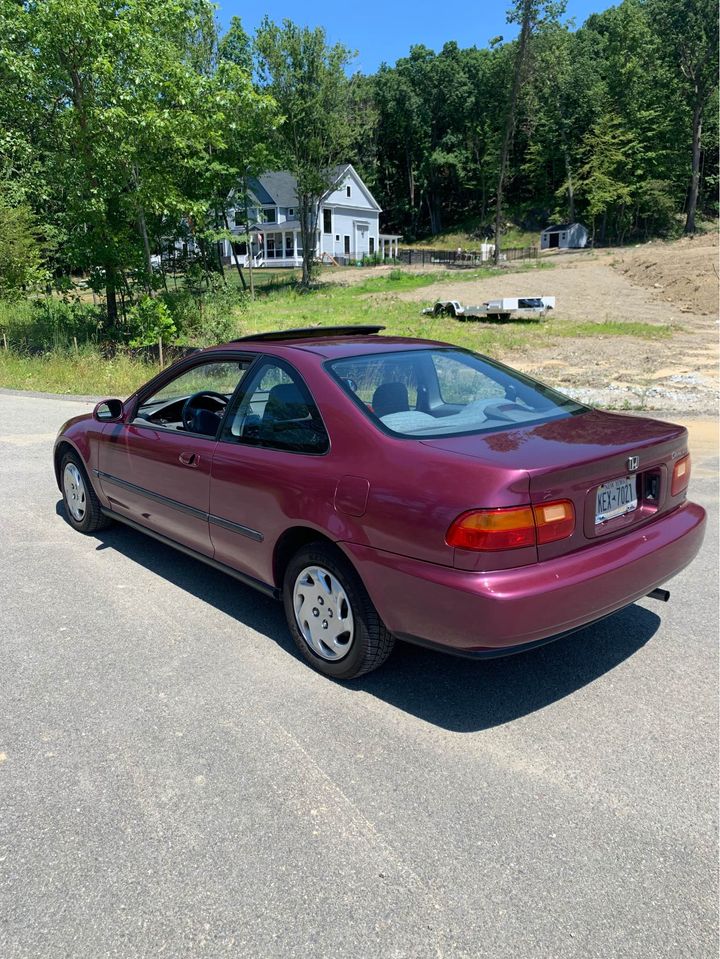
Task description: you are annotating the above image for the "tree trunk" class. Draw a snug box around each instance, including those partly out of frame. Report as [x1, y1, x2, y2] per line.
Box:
[494, 3, 533, 265]
[105, 265, 118, 326]
[137, 206, 154, 289]
[223, 211, 247, 291]
[427, 192, 442, 235]
[299, 194, 313, 288]
[132, 167, 154, 293]
[684, 99, 702, 234]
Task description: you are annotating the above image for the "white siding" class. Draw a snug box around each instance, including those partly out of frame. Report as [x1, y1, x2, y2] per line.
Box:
[324, 171, 376, 211]
[317, 206, 379, 259]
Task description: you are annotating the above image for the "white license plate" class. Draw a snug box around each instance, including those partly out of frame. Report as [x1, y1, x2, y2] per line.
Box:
[595, 475, 637, 524]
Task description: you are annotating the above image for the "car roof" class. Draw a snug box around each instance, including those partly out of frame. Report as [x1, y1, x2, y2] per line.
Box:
[204, 331, 453, 360]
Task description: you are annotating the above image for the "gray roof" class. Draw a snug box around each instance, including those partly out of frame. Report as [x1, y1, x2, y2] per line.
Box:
[542, 222, 586, 233]
[250, 172, 298, 208]
[246, 164, 381, 213]
[250, 219, 303, 232]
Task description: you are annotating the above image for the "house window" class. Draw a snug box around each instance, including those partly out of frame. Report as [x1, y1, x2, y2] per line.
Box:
[335, 235, 340, 242]
[323, 209, 332, 234]
[369, 237, 375, 255]
[288, 208, 294, 217]
[266, 232, 283, 258]
[234, 210, 243, 227]
[285, 233, 294, 257]
[346, 185, 351, 198]
[344, 235, 350, 255]
[263, 207, 277, 223]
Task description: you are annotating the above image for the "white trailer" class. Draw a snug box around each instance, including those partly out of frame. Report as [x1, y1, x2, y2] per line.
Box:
[422, 296, 555, 321]
[484, 297, 555, 318]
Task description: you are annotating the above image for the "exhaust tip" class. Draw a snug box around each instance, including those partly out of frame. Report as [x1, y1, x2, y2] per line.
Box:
[647, 587, 670, 602]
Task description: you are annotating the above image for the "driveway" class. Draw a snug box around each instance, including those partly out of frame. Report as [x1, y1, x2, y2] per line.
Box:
[1, 392, 717, 958]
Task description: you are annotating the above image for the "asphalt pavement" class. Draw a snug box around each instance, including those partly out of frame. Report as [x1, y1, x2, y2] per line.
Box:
[1, 391, 718, 959]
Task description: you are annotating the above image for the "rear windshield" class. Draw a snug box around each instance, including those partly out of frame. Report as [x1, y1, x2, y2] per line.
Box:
[326, 348, 585, 438]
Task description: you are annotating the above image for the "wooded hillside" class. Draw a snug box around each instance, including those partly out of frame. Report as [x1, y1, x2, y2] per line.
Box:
[0, 0, 717, 320]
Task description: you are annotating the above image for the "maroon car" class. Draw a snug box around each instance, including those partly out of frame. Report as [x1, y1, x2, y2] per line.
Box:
[54, 326, 706, 679]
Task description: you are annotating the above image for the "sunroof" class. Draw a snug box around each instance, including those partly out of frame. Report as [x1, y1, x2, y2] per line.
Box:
[234, 326, 386, 342]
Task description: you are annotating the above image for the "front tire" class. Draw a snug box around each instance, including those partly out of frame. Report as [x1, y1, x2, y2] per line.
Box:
[60, 450, 111, 534]
[283, 542, 395, 680]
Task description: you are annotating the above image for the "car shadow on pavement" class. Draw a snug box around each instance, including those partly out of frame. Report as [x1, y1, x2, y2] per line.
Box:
[352, 605, 660, 731]
[61, 502, 661, 733]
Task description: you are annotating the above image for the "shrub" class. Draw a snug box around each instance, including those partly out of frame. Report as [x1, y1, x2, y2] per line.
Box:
[127, 296, 177, 347]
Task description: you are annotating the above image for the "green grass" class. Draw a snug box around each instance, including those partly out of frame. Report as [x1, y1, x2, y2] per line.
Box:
[551, 320, 674, 339]
[0, 350, 158, 395]
[0, 258, 675, 396]
[405, 218, 538, 251]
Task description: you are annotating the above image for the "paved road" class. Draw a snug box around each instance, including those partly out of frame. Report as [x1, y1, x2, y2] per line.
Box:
[1, 392, 717, 959]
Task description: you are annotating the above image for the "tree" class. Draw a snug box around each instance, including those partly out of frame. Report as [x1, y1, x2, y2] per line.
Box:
[0, 199, 48, 299]
[646, 0, 719, 232]
[494, 0, 565, 263]
[0, 0, 276, 323]
[255, 19, 354, 286]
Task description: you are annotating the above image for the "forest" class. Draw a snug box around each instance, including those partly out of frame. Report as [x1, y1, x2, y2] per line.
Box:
[0, 0, 717, 343]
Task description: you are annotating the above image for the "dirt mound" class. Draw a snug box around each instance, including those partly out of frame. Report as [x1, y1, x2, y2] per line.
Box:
[613, 232, 718, 316]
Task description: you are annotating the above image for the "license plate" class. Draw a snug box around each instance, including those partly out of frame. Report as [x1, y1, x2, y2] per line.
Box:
[595, 475, 637, 524]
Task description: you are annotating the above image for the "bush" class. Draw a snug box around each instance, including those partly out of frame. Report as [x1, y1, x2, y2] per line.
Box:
[160, 287, 245, 346]
[127, 296, 177, 347]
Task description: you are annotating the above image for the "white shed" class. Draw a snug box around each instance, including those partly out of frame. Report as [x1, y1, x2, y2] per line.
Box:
[540, 223, 588, 251]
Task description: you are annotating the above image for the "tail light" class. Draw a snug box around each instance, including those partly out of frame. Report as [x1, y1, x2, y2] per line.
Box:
[671, 454, 691, 496]
[446, 500, 575, 551]
[533, 500, 575, 544]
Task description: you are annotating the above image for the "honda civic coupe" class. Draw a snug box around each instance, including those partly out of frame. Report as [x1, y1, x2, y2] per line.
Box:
[54, 326, 706, 680]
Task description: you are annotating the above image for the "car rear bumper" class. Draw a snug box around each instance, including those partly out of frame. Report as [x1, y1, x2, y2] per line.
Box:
[341, 501, 706, 655]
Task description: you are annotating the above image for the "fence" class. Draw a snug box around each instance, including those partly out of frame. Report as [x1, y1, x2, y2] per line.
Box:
[394, 246, 538, 267]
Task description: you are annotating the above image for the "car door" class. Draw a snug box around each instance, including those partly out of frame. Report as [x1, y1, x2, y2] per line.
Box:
[209, 358, 332, 585]
[97, 355, 253, 556]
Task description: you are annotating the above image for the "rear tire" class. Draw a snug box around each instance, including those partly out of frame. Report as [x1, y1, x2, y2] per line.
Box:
[60, 450, 111, 534]
[283, 542, 395, 680]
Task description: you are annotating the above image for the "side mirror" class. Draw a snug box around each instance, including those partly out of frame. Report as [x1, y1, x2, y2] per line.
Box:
[93, 398, 124, 422]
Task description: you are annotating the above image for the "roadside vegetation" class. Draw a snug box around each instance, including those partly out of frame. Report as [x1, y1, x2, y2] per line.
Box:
[0, 0, 715, 397]
[0, 259, 674, 396]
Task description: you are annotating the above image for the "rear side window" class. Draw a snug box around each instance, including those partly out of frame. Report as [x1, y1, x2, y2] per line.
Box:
[224, 359, 329, 454]
[327, 348, 585, 438]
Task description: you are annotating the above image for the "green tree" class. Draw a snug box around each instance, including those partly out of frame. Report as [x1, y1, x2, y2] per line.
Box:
[255, 19, 354, 286]
[0, 199, 48, 299]
[493, 0, 565, 262]
[646, 0, 719, 232]
[0, 0, 275, 323]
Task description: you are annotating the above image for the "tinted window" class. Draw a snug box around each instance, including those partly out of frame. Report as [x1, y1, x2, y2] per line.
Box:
[225, 360, 329, 454]
[328, 349, 585, 438]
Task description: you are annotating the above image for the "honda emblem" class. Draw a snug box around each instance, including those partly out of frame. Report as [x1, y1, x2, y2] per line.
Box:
[627, 455, 639, 472]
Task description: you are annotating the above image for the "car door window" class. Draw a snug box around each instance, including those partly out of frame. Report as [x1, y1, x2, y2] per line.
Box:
[133, 359, 253, 435]
[225, 360, 329, 454]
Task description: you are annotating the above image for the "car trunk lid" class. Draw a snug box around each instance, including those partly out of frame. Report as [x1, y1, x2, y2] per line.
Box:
[421, 410, 689, 560]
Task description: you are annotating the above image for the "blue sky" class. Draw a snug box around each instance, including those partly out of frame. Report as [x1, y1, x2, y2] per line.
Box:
[219, 0, 618, 74]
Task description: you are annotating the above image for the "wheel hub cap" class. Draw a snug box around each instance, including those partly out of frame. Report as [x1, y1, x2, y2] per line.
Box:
[63, 463, 87, 521]
[292, 565, 354, 661]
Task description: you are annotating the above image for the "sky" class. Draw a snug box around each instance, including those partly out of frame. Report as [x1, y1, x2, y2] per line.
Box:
[218, 0, 618, 74]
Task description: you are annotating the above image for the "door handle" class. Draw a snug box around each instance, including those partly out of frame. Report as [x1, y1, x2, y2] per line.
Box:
[179, 452, 200, 468]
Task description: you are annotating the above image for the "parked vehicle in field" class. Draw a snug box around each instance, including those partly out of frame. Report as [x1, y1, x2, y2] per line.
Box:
[54, 326, 705, 680]
[422, 297, 555, 321]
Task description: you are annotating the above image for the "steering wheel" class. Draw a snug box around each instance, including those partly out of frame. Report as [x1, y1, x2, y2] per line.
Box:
[181, 390, 229, 433]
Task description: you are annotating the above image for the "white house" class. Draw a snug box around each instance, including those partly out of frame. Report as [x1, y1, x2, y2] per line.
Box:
[223, 164, 402, 268]
[540, 222, 589, 251]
